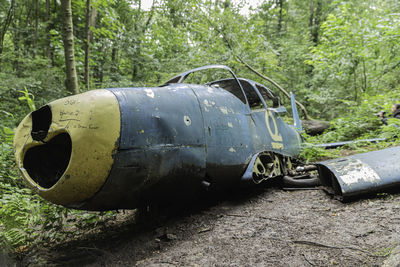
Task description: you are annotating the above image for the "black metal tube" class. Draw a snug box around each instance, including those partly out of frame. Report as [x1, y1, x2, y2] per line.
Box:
[282, 175, 320, 188]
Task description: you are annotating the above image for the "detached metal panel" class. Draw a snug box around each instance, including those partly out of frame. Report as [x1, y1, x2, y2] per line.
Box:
[317, 146, 400, 199]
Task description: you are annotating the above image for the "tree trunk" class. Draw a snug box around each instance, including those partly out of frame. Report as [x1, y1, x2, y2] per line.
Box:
[99, 46, 107, 85]
[84, 3, 98, 89]
[33, 0, 39, 58]
[0, 0, 15, 65]
[309, 0, 322, 46]
[353, 65, 358, 102]
[12, 21, 20, 76]
[309, 0, 314, 34]
[131, 0, 155, 82]
[84, 0, 91, 90]
[45, 0, 53, 62]
[61, 0, 79, 94]
[362, 59, 367, 93]
[277, 0, 283, 35]
[111, 46, 118, 82]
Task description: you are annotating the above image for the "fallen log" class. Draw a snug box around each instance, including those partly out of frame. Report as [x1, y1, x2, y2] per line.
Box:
[302, 120, 330, 135]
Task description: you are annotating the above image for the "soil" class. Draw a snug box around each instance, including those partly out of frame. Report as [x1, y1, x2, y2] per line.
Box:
[20, 186, 400, 266]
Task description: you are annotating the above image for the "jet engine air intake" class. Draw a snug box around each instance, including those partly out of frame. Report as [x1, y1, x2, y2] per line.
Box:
[24, 133, 72, 188]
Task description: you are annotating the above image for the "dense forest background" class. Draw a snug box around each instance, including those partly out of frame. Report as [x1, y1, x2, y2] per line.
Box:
[2, 0, 400, 120]
[1, 0, 400, 257]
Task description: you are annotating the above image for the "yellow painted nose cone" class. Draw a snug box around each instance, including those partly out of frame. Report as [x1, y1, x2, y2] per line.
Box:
[13, 89, 120, 206]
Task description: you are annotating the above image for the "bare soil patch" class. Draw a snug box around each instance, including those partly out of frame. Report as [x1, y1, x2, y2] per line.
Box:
[21, 186, 400, 266]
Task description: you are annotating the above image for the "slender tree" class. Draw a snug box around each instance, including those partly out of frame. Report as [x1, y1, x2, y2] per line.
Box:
[309, 0, 323, 46]
[276, 0, 284, 35]
[45, 0, 52, 62]
[0, 0, 15, 65]
[33, 0, 39, 58]
[60, 0, 79, 94]
[84, 0, 97, 90]
[84, 0, 91, 90]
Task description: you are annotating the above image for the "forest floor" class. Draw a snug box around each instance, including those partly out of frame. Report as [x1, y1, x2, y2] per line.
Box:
[18, 184, 400, 266]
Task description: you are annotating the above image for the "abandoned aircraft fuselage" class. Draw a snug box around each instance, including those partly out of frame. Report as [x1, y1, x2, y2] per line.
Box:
[14, 65, 303, 210]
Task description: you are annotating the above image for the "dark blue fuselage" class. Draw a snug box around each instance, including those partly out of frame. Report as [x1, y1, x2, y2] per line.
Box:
[80, 84, 302, 210]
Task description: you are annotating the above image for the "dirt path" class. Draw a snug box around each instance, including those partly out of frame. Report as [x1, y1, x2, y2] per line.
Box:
[23, 187, 400, 266]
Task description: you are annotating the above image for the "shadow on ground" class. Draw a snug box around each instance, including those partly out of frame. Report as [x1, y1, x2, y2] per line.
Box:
[20, 184, 400, 266]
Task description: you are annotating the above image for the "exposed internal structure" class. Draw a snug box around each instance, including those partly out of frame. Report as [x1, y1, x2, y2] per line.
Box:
[31, 105, 52, 141]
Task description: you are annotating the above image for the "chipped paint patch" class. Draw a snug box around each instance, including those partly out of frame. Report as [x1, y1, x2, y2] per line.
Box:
[144, 89, 155, 98]
[334, 158, 380, 186]
[184, 115, 192, 126]
[203, 100, 212, 107]
[140, 129, 145, 134]
[220, 107, 229, 114]
[207, 87, 214, 93]
[229, 147, 236, 153]
[271, 142, 284, 149]
[204, 107, 209, 112]
[228, 122, 233, 128]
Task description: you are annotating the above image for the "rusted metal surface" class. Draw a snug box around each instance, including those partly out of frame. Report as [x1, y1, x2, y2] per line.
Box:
[14, 65, 304, 211]
[317, 146, 400, 199]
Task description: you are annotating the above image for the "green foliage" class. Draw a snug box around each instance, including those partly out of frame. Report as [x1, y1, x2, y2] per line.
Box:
[322, 92, 400, 142]
[307, 0, 400, 118]
[18, 87, 36, 112]
[300, 91, 400, 163]
[299, 142, 340, 163]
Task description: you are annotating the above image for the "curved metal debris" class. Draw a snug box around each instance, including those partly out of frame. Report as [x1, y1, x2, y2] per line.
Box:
[317, 146, 400, 199]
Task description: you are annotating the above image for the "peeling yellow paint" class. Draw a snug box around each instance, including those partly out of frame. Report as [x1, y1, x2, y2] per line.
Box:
[228, 122, 233, 128]
[13, 89, 120, 206]
[271, 142, 284, 149]
[140, 129, 145, 134]
[229, 147, 236, 153]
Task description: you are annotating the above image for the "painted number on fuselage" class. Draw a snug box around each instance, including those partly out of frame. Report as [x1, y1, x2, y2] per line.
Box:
[265, 110, 284, 149]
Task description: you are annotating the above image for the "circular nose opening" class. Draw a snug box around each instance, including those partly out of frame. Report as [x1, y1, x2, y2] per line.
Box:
[23, 133, 72, 189]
